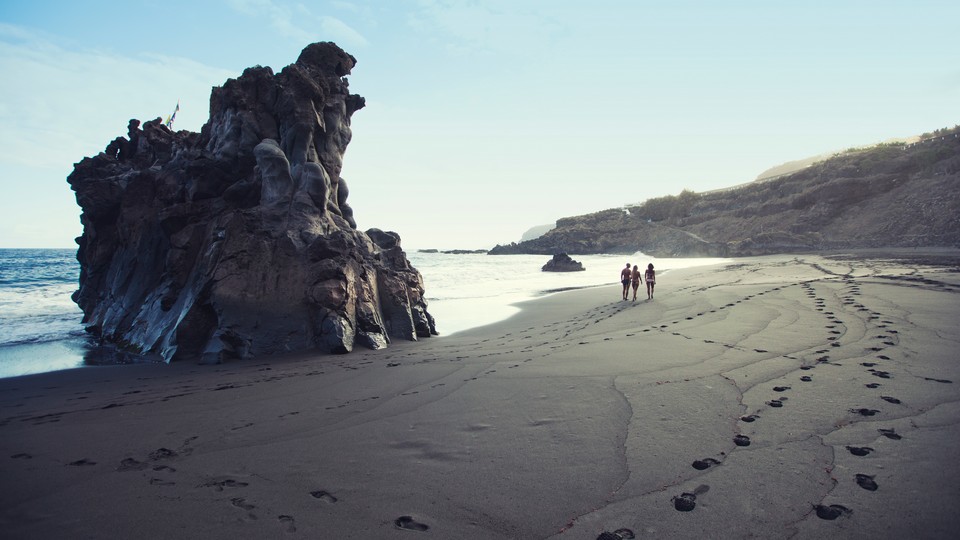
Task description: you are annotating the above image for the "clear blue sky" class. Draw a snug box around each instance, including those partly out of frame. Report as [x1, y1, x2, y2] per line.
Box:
[1, 0, 957, 249]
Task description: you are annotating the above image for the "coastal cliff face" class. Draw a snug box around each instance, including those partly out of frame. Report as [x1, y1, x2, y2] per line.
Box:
[68, 42, 436, 363]
[491, 128, 960, 257]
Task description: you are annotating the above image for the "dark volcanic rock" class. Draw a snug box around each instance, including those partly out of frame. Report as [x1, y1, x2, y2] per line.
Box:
[68, 42, 436, 364]
[541, 253, 585, 272]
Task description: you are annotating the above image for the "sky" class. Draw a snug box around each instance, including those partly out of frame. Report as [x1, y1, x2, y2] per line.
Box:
[0, 0, 957, 250]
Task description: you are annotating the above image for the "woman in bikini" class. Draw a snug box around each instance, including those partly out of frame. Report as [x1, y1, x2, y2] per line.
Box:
[645, 263, 656, 300]
[620, 263, 632, 300]
[630, 265, 642, 301]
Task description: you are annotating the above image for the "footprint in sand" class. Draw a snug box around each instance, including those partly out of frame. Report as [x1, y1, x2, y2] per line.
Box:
[880, 396, 902, 404]
[117, 458, 149, 472]
[800, 376, 813, 382]
[148, 448, 178, 461]
[846, 446, 873, 457]
[740, 415, 759, 423]
[850, 408, 880, 416]
[878, 428, 902, 440]
[768, 400, 784, 408]
[11, 453, 32, 460]
[68, 458, 96, 466]
[596, 528, 635, 540]
[149, 478, 175, 486]
[855, 474, 878, 491]
[815, 504, 852, 520]
[200, 478, 249, 491]
[395, 516, 430, 531]
[692, 458, 721, 470]
[310, 490, 338, 503]
[278, 515, 296, 533]
[672, 493, 697, 511]
[773, 386, 791, 392]
[865, 383, 882, 389]
[733, 435, 751, 447]
[231, 498, 256, 511]
[671, 485, 709, 512]
[923, 377, 953, 384]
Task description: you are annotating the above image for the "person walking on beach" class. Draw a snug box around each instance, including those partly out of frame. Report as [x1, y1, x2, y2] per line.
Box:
[645, 263, 656, 300]
[630, 264, 642, 301]
[620, 263, 632, 300]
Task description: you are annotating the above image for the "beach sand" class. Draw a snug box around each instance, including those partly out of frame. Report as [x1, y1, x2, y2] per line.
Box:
[2, 253, 959, 539]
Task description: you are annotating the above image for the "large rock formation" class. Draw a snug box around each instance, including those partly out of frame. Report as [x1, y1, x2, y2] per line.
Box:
[492, 128, 960, 257]
[68, 42, 436, 364]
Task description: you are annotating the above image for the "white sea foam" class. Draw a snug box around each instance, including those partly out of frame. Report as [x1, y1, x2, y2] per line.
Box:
[0, 249, 88, 378]
[409, 251, 730, 335]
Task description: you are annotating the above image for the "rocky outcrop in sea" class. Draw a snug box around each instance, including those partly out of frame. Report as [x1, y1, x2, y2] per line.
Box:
[68, 42, 436, 364]
[541, 253, 585, 272]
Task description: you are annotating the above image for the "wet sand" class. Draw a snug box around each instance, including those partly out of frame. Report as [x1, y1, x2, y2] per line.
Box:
[1, 253, 959, 539]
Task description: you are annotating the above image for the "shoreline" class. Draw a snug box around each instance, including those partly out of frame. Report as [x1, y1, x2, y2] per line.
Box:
[2, 253, 959, 539]
[0, 252, 722, 378]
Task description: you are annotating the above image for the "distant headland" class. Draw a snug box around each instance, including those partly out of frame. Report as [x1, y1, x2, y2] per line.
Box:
[492, 126, 960, 257]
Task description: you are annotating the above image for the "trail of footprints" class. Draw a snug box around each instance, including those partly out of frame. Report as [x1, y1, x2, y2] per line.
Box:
[112, 433, 430, 534]
[668, 275, 954, 525]
[5, 423, 434, 535]
[9, 266, 955, 536]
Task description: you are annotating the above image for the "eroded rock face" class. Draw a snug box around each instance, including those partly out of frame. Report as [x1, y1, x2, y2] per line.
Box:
[68, 42, 436, 363]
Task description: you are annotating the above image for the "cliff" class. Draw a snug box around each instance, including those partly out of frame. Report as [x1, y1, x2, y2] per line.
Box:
[491, 127, 960, 257]
[68, 42, 436, 364]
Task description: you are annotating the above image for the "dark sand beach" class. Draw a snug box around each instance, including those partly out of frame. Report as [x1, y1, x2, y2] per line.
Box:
[2, 254, 959, 539]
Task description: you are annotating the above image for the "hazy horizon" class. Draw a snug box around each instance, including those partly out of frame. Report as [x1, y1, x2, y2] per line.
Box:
[2, 1, 958, 250]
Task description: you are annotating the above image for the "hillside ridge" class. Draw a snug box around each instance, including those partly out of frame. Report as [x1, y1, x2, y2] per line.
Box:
[491, 126, 960, 257]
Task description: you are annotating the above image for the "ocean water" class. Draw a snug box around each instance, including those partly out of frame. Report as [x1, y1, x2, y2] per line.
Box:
[410, 251, 729, 336]
[0, 249, 727, 378]
[0, 249, 91, 378]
